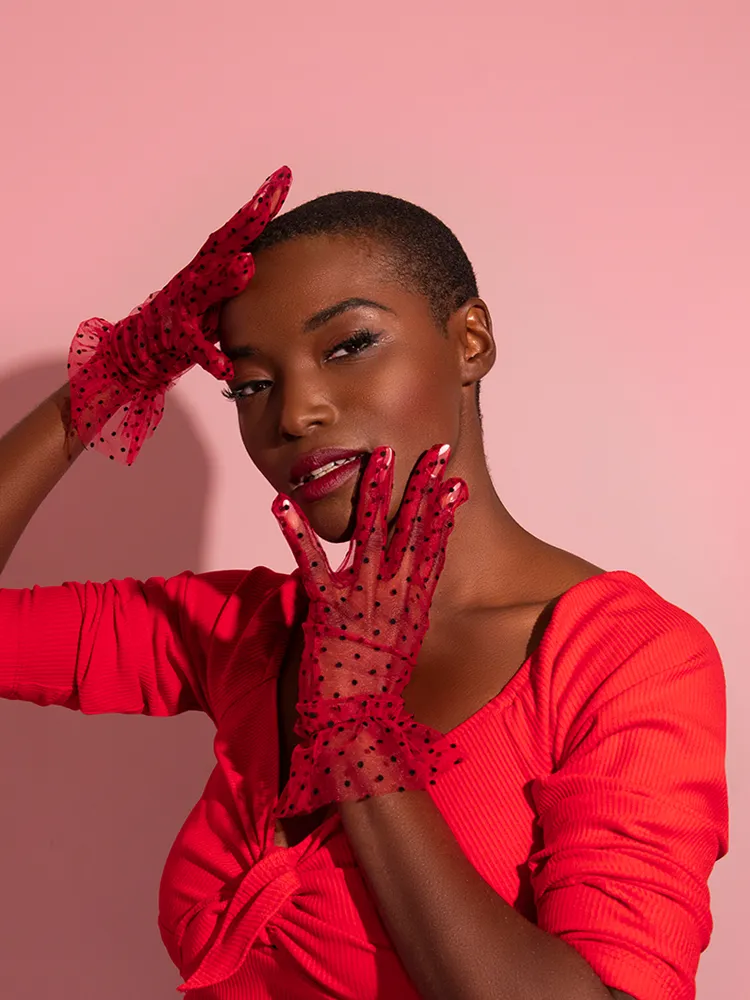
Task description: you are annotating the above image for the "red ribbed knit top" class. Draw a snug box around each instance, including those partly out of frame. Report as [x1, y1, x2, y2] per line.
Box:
[0, 567, 728, 999]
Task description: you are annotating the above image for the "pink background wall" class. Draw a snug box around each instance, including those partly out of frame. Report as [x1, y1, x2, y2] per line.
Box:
[0, 2, 746, 996]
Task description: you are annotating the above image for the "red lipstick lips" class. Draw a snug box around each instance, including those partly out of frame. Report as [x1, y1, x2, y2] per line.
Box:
[289, 448, 367, 503]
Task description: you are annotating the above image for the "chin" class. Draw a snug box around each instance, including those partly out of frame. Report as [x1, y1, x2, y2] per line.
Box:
[290, 464, 403, 546]
[299, 498, 359, 545]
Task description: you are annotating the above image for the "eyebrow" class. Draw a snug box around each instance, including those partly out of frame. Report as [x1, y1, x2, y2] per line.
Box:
[223, 297, 396, 361]
[302, 297, 395, 332]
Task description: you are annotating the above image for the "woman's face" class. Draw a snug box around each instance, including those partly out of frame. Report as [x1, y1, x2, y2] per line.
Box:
[219, 234, 473, 544]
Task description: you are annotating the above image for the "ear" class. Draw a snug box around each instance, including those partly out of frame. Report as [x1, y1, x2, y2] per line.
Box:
[448, 299, 496, 388]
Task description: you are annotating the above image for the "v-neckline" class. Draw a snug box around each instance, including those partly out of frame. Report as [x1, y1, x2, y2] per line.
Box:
[261, 568, 647, 852]
[438, 569, 648, 742]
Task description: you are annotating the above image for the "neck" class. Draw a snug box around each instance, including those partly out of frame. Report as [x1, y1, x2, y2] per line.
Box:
[416, 411, 548, 616]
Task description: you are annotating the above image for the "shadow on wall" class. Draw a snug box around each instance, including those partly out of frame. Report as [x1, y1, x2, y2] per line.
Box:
[0, 360, 216, 1000]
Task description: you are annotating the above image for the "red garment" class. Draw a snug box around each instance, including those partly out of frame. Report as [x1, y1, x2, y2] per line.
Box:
[0, 568, 728, 999]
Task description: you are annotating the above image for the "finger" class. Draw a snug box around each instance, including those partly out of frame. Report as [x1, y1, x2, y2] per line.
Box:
[195, 335, 234, 380]
[213, 254, 257, 299]
[441, 477, 469, 510]
[162, 167, 291, 310]
[271, 493, 332, 594]
[387, 443, 451, 567]
[357, 446, 394, 578]
[337, 448, 394, 583]
[191, 253, 257, 314]
[262, 165, 293, 219]
[422, 478, 469, 592]
[204, 165, 293, 256]
[168, 313, 233, 380]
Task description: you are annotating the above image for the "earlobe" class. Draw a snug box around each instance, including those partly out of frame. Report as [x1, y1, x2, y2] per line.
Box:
[456, 300, 496, 386]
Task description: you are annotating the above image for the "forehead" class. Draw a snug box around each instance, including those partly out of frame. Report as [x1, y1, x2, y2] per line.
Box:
[220, 234, 428, 340]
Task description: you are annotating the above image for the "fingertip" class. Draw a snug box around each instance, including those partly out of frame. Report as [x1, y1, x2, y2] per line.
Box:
[227, 252, 256, 283]
[207, 353, 234, 381]
[365, 446, 391, 477]
[423, 442, 452, 479]
[377, 445, 394, 469]
[239, 249, 256, 270]
[441, 478, 469, 509]
[272, 493, 292, 516]
[217, 354, 234, 378]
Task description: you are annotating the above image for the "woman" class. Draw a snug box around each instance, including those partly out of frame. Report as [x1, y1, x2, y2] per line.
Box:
[0, 167, 727, 999]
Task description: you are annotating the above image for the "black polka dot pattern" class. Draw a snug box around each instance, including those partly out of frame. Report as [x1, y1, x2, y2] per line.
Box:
[271, 443, 469, 818]
[67, 166, 292, 464]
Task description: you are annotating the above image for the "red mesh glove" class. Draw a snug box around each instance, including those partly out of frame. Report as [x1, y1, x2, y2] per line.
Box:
[271, 444, 469, 818]
[68, 165, 292, 464]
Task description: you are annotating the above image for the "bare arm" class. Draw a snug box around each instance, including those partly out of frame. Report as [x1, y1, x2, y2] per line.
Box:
[340, 792, 622, 1000]
[0, 382, 83, 575]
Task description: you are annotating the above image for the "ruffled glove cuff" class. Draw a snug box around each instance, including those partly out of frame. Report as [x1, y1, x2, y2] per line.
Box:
[67, 311, 185, 464]
[68, 164, 291, 464]
[274, 696, 463, 818]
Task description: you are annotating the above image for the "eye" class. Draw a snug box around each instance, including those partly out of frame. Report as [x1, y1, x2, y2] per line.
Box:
[325, 328, 381, 361]
[221, 328, 382, 402]
[221, 380, 272, 401]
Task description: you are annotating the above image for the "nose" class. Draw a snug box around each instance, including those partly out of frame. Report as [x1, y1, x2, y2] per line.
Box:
[277, 369, 337, 439]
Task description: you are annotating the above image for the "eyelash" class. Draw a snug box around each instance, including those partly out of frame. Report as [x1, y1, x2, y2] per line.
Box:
[221, 328, 382, 401]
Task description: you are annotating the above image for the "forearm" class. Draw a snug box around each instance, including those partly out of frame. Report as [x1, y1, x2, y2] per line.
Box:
[339, 790, 613, 1000]
[0, 381, 83, 574]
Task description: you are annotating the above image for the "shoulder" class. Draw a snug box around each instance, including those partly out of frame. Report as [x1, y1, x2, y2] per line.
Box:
[156, 565, 300, 651]
[134, 566, 301, 719]
[545, 569, 721, 683]
[180, 566, 304, 714]
[535, 570, 725, 750]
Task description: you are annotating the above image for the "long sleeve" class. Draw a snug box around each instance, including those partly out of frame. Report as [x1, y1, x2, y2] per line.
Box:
[529, 582, 728, 1000]
[0, 569, 251, 716]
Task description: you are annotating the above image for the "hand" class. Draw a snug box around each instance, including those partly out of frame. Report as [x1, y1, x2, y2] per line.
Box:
[271, 444, 469, 818]
[68, 165, 292, 463]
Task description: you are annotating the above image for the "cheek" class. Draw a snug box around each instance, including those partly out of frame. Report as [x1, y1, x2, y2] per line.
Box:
[236, 411, 254, 455]
[366, 351, 459, 430]
[232, 348, 459, 489]
[236, 411, 273, 481]
[364, 364, 460, 514]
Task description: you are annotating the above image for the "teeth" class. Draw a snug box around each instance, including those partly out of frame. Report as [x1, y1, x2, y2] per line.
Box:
[304, 457, 357, 483]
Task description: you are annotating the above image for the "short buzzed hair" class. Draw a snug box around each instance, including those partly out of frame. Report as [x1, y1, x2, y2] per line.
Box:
[250, 190, 478, 330]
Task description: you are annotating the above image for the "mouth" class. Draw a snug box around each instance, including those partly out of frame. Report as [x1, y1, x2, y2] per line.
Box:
[290, 452, 367, 503]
